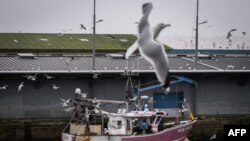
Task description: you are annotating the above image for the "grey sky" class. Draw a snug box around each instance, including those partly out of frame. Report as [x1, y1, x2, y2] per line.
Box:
[1, 0, 250, 49]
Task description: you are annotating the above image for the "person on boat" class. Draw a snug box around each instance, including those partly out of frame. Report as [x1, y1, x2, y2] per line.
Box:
[139, 118, 149, 134]
[132, 119, 141, 135]
[143, 104, 149, 112]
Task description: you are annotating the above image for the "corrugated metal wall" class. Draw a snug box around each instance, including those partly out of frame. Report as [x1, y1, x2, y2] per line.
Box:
[196, 76, 250, 115]
[0, 75, 249, 118]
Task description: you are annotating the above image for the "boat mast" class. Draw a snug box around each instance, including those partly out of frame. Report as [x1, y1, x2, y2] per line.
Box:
[195, 0, 199, 70]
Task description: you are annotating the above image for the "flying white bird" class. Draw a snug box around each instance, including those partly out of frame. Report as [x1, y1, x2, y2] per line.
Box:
[210, 134, 216, 140]
[130, 96, 138, 102]
[92, 97, 97, 104]
[60, 98, 72, 107]
[51, 84, 60, 90]
[125, 3, 171, 92]
[0, 85, 8, 90]
[18, 82, 24, 92]
[22, 74, 37, 81]
[64, 107, 75, 112]
[44, 74, 54, 79]
[93, 73, 100, 79]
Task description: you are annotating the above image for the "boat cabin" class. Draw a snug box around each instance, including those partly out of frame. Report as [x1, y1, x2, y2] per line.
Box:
[105, 110, 169, 135]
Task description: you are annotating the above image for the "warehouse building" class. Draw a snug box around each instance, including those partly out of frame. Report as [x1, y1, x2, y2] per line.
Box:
[0, 52, 250, 118]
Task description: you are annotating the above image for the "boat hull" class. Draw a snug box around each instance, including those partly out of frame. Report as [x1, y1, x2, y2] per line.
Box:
[62, 120, 196, 141]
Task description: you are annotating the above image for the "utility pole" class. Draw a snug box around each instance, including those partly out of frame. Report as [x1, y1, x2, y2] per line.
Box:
[92, 0, 96, 70]
[195, 0, 199, 70]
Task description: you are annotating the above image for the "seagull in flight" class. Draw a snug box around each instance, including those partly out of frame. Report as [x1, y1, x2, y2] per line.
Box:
[61, 98, 72, 107]
[210, 133, 216, 140]
[125, 3, 171, 92]
[226, 29, 237, 45]
[51, 84, 60, 90]
[226, 31, 232, 39]
[242, 32, 247, 36]
[18, 82, 24, 92]
[93, 73, 100, 79]
[80, 24, 86, 30]
[44, 74, 54, 79]
[227, 28, 237, 39]
[64, 107, 75, 112]
[0, 85, 8, 90]
[22, 74, 37, 81]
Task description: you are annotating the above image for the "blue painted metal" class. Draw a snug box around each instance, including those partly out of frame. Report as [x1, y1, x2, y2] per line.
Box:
[167, 49, 250, 55]
[135, 76, 197, 94]
[154, 93, 183, 108]
[171, 75, 198, 85]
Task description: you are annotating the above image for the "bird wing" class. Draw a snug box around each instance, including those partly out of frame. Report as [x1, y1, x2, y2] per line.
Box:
[125, 23, 170, 60]
[226, 32, 231, 39]
[125, 41, 138, 59]
[140, 43, 169, 85]
[230, 29, 237, 32]
[18, 84, 23, 91]
[61, 98, 66, 103]
[153, 23, 170, 40]
[80, 24, 86, 30]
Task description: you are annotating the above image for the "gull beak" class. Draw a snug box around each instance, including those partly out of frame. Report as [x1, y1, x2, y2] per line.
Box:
[164, 24, 171, 27]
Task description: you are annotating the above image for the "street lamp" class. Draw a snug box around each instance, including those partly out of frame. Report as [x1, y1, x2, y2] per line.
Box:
[92, 0, 104, 70]
[96, 19, 103, 23]
[92, 0, 97, 70]
[194, 0, 208, 70]
[194, 0, 199, 70]
[198, 20, 208, 25]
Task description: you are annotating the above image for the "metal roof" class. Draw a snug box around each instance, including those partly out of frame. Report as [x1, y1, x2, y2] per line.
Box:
[0, 54, 250, 74]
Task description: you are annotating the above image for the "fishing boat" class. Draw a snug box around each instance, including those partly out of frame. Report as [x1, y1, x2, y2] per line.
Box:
[61, 76, 197, 141]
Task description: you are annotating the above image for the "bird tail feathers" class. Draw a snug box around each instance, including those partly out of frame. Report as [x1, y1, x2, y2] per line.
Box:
[163, 75, 170, 94]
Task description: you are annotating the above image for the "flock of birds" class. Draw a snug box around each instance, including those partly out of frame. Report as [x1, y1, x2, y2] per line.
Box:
[225, 28, 247, 48]
[215, 28, 247, 50]
[0, 73, 74, 112]
[0, 74, 59, 92]
[182, 28, 248, 50]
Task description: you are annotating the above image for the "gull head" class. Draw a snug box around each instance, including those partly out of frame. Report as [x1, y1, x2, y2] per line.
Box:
[142, 3, 153, 14]
[162, 23, 171, 28]
[158, 23, 171, 31]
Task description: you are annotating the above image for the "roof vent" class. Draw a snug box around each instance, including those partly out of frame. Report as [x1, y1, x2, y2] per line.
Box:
[18, 53, 35, 59]
[198, 53, 212, 59]
[106, 53, 124, 59]
[7, 53, 17, 56]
